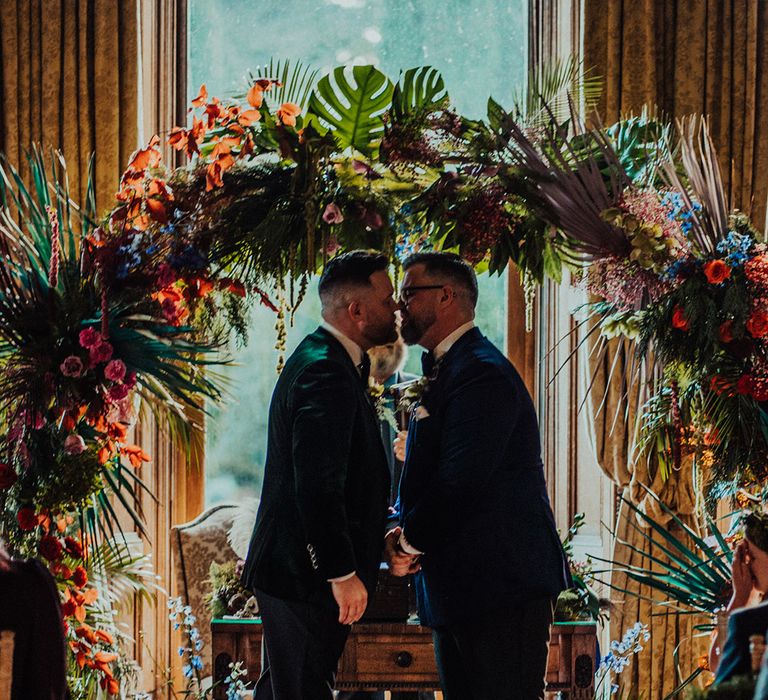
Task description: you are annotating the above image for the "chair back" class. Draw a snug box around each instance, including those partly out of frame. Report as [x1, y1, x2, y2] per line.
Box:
[171, 504, 240, 679]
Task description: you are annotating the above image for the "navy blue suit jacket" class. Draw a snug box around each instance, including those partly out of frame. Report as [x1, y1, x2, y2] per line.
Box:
[715, 601, 768, 685]
[394, 327, 571, 627]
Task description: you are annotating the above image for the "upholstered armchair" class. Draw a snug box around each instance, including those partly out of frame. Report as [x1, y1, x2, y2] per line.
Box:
[171, 504, 241, 679]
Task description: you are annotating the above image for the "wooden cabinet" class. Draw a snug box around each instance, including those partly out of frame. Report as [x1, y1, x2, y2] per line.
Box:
[211, 619, 596, 698]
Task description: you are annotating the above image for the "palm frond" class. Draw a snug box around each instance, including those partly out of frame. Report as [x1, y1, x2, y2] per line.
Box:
[661, 117, 729, 254]
[251, 58, 319, 110]
[512, 56, 602, 125]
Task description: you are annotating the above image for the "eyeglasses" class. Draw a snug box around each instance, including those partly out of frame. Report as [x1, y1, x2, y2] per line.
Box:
[398, 285, 444, 304]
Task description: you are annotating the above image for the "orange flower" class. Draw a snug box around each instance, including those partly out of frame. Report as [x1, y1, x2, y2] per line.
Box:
[276, 102, 301, 127]
[190, 84, 208, 108]
[247, 81, 271, 108]
[239, 109, 261, 126]
[747, 309, 768, 338]
[206, 161, 224, 191]
[697, 654, 710, 671]
[122, 445, 151, 468]
[167, 126, 188, 152]
[671, 305, 690, 331]
[125, 135, 161, 173]
[703, 259, 731, 284]
[95, 629, 114, 645]
[75, 624, 97, 644]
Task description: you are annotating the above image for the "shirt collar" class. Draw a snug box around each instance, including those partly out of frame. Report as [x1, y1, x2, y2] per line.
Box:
[433, 320, 476, 361]
[320, 320, 365, 369]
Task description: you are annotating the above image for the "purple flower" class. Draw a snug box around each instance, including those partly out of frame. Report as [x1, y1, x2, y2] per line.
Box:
[322, 203, 344, 224]
[60, 355, 84, 378]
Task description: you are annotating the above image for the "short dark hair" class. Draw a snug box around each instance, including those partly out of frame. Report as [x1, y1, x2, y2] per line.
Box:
[318, 250, 389, 307]
[402, 251, 478, 308]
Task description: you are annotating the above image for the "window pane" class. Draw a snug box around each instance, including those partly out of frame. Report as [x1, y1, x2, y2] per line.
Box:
[189, 0, 526, 506]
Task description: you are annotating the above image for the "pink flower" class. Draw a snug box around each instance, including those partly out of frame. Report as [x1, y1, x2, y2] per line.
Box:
[322, 203, 344, 224]
[104, 359, 126, 383]
[78, 327, 101, 349]
[108, 383, 131, 402]
[124, 370, 137, 388]
[89, 342, 113, 365]
[60, 355, 84, 377]
[325, 235, 341, 256]
[64, 434, 86, 455]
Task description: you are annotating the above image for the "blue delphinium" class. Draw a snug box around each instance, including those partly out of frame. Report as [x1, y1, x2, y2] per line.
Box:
[716, 230, 753, 268]
[662, 191, 702, 235]
[595, 622, 650, 695]
[167, 597, 205, 693]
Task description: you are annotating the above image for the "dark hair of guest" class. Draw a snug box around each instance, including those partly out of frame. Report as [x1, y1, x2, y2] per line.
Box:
[318, 250, 389, 304]
[402, 251, 478, 308]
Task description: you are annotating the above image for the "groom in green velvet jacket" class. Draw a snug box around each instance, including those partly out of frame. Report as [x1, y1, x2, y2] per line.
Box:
[241, 250, 398, 700]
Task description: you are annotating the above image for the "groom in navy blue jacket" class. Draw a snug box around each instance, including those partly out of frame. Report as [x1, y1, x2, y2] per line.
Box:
[385, 252, 571, 700]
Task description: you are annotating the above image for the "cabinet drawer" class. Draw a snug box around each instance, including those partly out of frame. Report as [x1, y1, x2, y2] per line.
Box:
[355, 637, 436, 676]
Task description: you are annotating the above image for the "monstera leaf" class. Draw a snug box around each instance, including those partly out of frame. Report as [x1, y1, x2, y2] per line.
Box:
[307, 65, 394, 157]
[391, 66, 448, 119]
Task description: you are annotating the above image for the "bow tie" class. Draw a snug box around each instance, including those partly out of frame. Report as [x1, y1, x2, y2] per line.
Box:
[358, 353, 371, 385]
[421, 350, 438, 378]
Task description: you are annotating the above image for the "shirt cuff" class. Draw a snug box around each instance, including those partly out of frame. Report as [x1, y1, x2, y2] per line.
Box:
[399, 532, 423, 555]
[328, 571, 356, 583]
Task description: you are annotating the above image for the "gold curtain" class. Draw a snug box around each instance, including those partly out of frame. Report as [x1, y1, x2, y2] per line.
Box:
[583, 1, 768, 696]
[584, 0, 768, 229]
[0, 0, 138, 217]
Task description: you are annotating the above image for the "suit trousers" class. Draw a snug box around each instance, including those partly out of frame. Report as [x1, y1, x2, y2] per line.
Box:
[431, 597, 554, 700]
[254, 589, 350, 700]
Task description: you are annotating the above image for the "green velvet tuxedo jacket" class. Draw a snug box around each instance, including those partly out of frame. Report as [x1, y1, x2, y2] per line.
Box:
[241, 327, 391, 604]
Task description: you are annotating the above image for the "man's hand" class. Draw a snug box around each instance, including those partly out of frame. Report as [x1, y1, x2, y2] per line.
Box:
[729, 539, 755, 610]
[384, 527, 421, 577]
[393, 430, 408, 462]
[331, 574, 368, 625]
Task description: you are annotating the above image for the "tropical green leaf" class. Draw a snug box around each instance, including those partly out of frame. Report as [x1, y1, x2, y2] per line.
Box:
[391, 66, 447, 119]
[307, 65, 394, 157]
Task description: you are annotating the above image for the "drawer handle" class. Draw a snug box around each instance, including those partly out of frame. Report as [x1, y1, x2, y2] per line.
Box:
[396, 651, 413, 668]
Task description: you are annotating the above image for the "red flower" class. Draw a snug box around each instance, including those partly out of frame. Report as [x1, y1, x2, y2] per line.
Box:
[39, 535, 63, 562]
[747, 310, 768, 338]
[0, 463, 16, 489]
[89, 342, 114, 365]
[671, 305, 690, 331]
[64, 537, 84, 560]
[710, 376, 731, 395]
[79, 327, 101, 349]
[703, 260, 731, 284]
[736, 374, 754, 395]
[61, 598, 77, 618]
[17, 506, 38, 531]
[72, 566, 88, 589]
[719, 320, 734, 344]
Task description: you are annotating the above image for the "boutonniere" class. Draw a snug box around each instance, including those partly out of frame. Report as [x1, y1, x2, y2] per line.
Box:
[367, 381, 397, 430]
[394, 376, 431, 417]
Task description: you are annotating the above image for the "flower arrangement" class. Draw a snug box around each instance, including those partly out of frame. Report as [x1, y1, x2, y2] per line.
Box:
[206, 560, 257, 619]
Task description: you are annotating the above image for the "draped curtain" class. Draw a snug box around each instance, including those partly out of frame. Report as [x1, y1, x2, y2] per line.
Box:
[0, 0, 138, 216]
[583, 1, 768, 696]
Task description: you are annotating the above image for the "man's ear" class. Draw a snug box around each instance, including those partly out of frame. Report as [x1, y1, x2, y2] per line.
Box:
[347, 299, 363, 322]
[439, 285, 454, 306]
